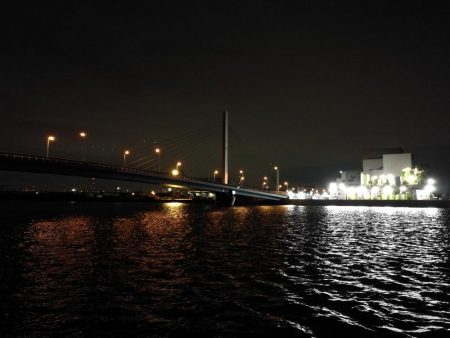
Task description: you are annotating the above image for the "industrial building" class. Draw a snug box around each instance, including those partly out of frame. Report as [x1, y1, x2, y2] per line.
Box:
[329, 148, 435, 200]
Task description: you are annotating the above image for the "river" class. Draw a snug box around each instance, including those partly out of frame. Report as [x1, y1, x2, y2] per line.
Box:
[1, 202, 449, 336]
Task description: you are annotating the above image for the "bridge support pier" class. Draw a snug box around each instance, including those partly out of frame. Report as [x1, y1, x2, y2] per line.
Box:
[215, 191, 235, 207]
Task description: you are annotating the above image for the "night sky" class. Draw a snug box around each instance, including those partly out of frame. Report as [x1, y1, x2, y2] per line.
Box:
[1, 1, 449, 190]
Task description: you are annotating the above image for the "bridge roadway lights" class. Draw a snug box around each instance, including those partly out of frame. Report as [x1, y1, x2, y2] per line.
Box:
[215, 190, 236, 207]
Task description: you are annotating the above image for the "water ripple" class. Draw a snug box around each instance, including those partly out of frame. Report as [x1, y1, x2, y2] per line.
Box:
[1, 203, 449, 336]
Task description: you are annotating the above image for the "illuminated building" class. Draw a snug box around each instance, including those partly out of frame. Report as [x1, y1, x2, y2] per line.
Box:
[327, 148, 436, 200]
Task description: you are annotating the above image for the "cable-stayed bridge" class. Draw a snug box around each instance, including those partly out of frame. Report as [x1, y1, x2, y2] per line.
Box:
[0, 153, 287, 205]
[0, 112, 288, 206]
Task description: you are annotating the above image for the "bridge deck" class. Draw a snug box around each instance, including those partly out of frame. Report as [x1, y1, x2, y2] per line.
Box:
[0, 153, 288, 201]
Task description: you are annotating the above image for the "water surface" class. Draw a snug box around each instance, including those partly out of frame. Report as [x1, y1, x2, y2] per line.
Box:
[1, 202, 449, 336]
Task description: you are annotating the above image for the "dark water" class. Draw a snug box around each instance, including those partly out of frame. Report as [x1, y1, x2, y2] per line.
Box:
[1, 202, 449, 337]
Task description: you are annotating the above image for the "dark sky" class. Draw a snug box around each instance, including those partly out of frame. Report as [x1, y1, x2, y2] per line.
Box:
[1, 1, 449, 189]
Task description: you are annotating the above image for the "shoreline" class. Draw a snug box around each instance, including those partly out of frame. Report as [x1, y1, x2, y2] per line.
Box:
[284, 199, 450, 208]
[0, 192, 448, 208]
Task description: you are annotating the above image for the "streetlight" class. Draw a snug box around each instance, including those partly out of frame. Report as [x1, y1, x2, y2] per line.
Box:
[155, 148, 161, 171]
[239, 170, 244, 186]
[171, 169, 179, 176]
[274, 166, 279, 191]
[213, 170, 219, 182]
[176, 162, 182, 170]
[263, 176, 268, 190]
[123, 150, 130, 167]
[284, 181, 289, 191]
[46, 136, 55, 158]
[79, 132, 87, 161]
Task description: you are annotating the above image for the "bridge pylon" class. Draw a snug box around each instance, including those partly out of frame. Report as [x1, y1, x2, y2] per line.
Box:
[222, 110, 229, 185]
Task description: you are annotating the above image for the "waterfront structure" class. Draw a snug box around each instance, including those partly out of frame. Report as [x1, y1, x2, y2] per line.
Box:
[329, 148, 436, 200]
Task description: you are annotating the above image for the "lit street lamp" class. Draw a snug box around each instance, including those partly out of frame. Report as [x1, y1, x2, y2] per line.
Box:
[46, 136, 55, 158]
[284, 181, 289, 191]
[123, 150, 130, 167]
[274, 166, 279, 191]
[79, 132, 87, 161]
[176, 162, 182, 170]
[263, 176, 268, 190]
[239, 170, 244, 186]
[213, 170, 219, 182]
[155, 148, 161, 171]
[171, 169, 179, 176]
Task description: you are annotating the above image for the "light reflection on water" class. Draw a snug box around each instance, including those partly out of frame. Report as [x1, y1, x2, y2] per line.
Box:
[0, 203, 449, 336]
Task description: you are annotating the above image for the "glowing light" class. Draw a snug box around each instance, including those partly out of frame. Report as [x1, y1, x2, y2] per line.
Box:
[171, 169, 179, 176]
[329, 182, 338, 195]
[427, 178, 435, 185]
[346, 186, 356, 194]
[387, 174, 395, 186]
[382, 185, 393, 196]
[357, 186, 368, 198]
[424, 184, 435, 193]
[155, 148, 160, 153]
[214, 170, 219, 174]
[46, 135, 56, 158]
[274, 166, 278, 170]
[79, 132, 87, 138]
[124, 150, 130, 155]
